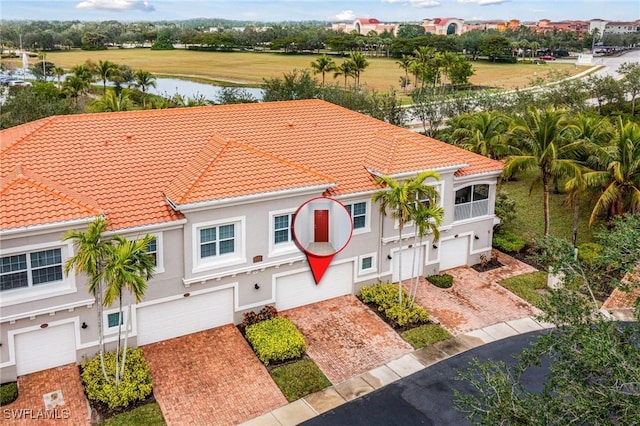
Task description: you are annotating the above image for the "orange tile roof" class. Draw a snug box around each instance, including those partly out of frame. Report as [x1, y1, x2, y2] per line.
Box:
[0, 100, 503, 232]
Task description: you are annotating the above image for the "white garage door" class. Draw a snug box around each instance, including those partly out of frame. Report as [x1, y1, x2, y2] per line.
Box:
[392, 246, 423, 282]
[137, 288, 233, 345]
[440, 236, 469, 270]
[15, 322, 76, 375]
[276, 262, 353, 311]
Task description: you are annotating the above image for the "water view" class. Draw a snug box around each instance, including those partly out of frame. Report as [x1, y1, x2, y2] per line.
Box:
[150, 78, 263, 102]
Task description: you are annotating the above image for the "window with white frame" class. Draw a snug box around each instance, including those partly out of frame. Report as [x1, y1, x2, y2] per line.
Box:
[274, 213, 295, 245]
[104, 308, 128, 334]
[200, 224, 235, 258]
[147, 237, 158, 266]
[1, 248, 63, 292]
[358, 253, 377, 275]
[345, 201, 368, 231]
[454, 184, 489, 221]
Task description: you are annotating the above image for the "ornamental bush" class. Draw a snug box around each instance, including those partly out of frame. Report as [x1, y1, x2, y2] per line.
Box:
[358, 283, 430, 327]
[245, 317, 306, 365]
[427, 274, 454, 289]
[577, 242, 602, 266]
[241, 305, 278, 328]
[81, 348, 152, 409]
[0, 382, 18, 405]
[492, 230, 526, 253]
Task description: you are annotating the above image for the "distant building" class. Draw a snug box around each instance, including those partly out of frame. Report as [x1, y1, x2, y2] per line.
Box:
[331, 18, 397, 35]
[604, 20, 640, 34]
[421, 18, 464, 35]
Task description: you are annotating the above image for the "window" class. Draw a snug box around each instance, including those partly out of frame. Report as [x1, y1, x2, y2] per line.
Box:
[1, 248, 63, 292]
[107, 312, 123, 328]
[454, 184, 489, 221]
[358, 253, 377, 276]
[274, 213, 295, 245]
[345, 202, 367, 230]
[200, 224, 235, 258]
[147, 238, 157, 266]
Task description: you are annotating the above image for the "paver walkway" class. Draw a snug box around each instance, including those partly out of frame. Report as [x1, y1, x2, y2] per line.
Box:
[142, 324, 287, 426]
[2, 363, 89, 425]
[410, 252, 542, 335]
[282, 295, 413, 384]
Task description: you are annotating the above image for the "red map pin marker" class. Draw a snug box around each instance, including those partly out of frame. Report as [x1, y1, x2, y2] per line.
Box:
[293, 197, 353, 284]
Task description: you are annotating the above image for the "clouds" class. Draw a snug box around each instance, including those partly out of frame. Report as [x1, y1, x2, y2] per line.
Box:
[76, 0, 155, 12]
[458, 0, 509, 5]
[382, 0, 441, 8]
[335, 9, 356, 21]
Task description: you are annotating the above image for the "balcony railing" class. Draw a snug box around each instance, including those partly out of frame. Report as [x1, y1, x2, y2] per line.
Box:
[454, 199, 489, 221]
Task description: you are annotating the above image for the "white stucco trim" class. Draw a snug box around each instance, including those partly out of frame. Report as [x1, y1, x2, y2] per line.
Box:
[0, 298, 95, 323]
[0, 216, 100, 238]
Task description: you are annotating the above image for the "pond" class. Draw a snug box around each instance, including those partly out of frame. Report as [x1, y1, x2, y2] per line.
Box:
[150, 77, 263, 102]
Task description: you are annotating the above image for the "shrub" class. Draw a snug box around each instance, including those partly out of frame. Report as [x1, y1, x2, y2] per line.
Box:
[577, 242, 602, 266]
[402, 324, 452, 349]
[245, 317, 306, 365]
[0, 382, 18, 405]
[358, 283, 430, 327]
[493, 230, 526, 253]
[427, 274, 453, 288]
[81, 348, 152, 409]
[241, 305, 278, 328]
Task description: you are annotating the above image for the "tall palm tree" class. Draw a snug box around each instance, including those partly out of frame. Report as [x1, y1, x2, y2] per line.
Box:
[310, 54, 337, 88]
[62, 75, 89, 106]
[347, 51, 369, 90]
[372, 170, 441, 303]
[503, 107, 583, 237]
[334, 60, 355, 89]
[409, 202, 444, 304]
[92, 91, 132, 112]
[101, 235, 155, 384]
[132, 70, 157, 107]
[583, 118, 640, 225]
[63, 217, 111, 382]
[53, 66, 65, 88]
[451, 110, 514, 159]
[397, 54, 413, 91]
[94, 60, 119, 96]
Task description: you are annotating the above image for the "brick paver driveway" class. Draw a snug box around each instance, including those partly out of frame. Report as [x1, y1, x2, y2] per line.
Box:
[2, 363, 89, 425]
[411, 252, 542, 335]
[282, 295, 413, 384]
[142, 325, 287, 426]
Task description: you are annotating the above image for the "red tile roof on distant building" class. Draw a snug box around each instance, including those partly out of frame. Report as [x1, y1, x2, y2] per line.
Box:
[0, 100, 503, 232]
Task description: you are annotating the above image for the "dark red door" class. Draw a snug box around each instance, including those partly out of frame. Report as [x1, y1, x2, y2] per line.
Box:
[314, 210, 329, 242]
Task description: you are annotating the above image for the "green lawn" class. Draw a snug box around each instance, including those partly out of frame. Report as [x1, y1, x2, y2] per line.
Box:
[269, 359, 331, 402]
[499, 169, 598, 245]
[100, 402, 165, 425]
[401, 324, 452, 349]
[7, 49, 587, 92]
[498, 271, 549, 308]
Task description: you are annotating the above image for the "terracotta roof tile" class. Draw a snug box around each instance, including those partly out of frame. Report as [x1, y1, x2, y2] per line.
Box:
[0, 100, 503, 232]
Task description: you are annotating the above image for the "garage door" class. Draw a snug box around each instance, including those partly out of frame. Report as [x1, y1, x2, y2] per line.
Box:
[15, 322, 76, 375]
[392, 246, 423, 282]
[137, 288, 233, 345]
[276, 262, 353, 311]
[440, 236, 469, 270]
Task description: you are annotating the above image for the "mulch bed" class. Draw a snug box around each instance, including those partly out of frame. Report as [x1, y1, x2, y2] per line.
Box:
[471, 260, 504, 273]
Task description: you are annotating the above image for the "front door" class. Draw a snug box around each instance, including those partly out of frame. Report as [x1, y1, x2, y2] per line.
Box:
[314, 210, 329, 242]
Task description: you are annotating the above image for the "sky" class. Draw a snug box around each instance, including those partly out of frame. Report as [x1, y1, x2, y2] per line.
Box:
[1, 0, 638, 23]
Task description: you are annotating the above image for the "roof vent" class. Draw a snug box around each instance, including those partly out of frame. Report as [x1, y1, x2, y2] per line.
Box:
[126, 133, 134, 141]
[287, 122, 294, 128]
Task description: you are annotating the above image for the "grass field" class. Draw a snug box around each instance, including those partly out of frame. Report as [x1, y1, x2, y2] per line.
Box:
[4, 49, 587, 91]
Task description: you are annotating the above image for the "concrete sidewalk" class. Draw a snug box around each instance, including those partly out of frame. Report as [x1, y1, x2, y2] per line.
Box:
[239, 315, 553, 426]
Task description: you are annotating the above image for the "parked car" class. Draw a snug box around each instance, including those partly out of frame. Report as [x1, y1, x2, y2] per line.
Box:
[8, 79, 32, 87]
[539, 55, 556, 61]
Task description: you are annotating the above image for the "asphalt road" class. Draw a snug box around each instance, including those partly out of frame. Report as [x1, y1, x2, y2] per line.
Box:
[302, 330, 549, 426]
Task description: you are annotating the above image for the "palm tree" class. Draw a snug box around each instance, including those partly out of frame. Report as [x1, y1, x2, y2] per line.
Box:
[397, 54, 413, 91]
[101, 235, 155, 384]
[503, 107, 583, 237]
[564, 114, 613, 244]
[347, 51, 369, 90]
[53, 66, 65, 88]
[94, 60, 119, 96]
[372, 171, 441, 303]
[451, 110, 514, 159]
[334, 60, 355, 89]
[132, 70, 157, 107]
[310, 54, 337, 88]
[529, 41, 541, 59]
[92, 91, 132, 112]
[63, 217, 111, 382]
[582, 118, 640, 225]
[408, 201, 444, 304]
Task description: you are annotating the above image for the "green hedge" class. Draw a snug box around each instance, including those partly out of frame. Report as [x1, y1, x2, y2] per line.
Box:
[426, 274, 453, 288]
[358, 283, 430, 327]
[493, 230, 526, 253]
[245, 317, 307, 365]
[81, 348, 152, 409]
[577, 242, 602, 265]
[0, 382, 18, 405]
